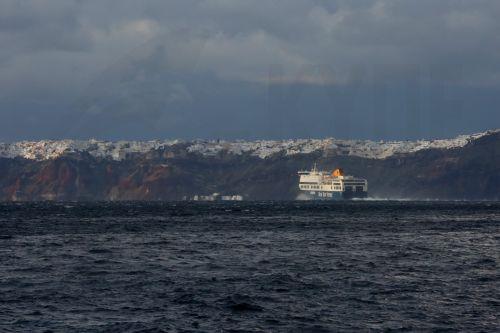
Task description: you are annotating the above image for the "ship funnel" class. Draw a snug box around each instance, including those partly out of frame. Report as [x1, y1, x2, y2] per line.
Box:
[332, 168, 344, 177]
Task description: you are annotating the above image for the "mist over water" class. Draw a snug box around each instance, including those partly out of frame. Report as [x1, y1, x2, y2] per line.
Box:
[1, 201, 499, 332]
[295, 193, 312, 200]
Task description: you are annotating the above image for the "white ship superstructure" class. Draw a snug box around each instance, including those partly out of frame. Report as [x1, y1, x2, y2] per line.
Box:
[298, 164, 368, 200]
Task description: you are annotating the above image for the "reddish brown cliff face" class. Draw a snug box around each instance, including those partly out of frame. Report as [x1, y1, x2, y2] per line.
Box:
[0, 132, 498, 201]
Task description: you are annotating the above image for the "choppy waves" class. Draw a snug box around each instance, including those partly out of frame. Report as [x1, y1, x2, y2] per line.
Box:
[0, 201, 499, 332]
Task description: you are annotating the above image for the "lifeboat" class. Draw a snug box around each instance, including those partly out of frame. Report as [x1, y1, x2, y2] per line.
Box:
[332, 168, 344, 177]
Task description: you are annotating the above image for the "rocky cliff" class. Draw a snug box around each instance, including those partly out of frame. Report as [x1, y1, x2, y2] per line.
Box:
[0, 131, 498, 201]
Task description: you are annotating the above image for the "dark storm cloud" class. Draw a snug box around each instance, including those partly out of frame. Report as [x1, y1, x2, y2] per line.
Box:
[0, 0, 92, 59]
[1, 0, 499, 141]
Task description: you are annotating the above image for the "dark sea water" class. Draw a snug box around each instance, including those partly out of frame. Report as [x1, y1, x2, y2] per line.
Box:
[0, 201, 499, 332]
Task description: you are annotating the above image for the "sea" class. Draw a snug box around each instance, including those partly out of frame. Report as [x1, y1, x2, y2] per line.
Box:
[0, 201, 499, 332]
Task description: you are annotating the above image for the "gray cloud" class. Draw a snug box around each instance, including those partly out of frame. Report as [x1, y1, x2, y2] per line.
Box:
[0, 0, 499, 141]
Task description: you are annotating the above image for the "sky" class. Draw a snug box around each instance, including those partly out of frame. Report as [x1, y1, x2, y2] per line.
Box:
[1, 0, 500, 141]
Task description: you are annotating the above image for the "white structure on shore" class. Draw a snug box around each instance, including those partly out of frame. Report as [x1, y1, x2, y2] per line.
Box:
[0, 130, 497, 161]
[189, 193, 244, 201]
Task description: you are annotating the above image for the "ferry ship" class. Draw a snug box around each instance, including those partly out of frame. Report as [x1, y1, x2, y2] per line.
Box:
[298, 164, 368, 200]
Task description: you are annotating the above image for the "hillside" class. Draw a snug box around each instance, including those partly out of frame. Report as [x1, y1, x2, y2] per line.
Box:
[0, 131, 498, 201]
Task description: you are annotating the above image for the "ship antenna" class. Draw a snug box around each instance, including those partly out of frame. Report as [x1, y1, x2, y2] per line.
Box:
[313, 162, 317, 172]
